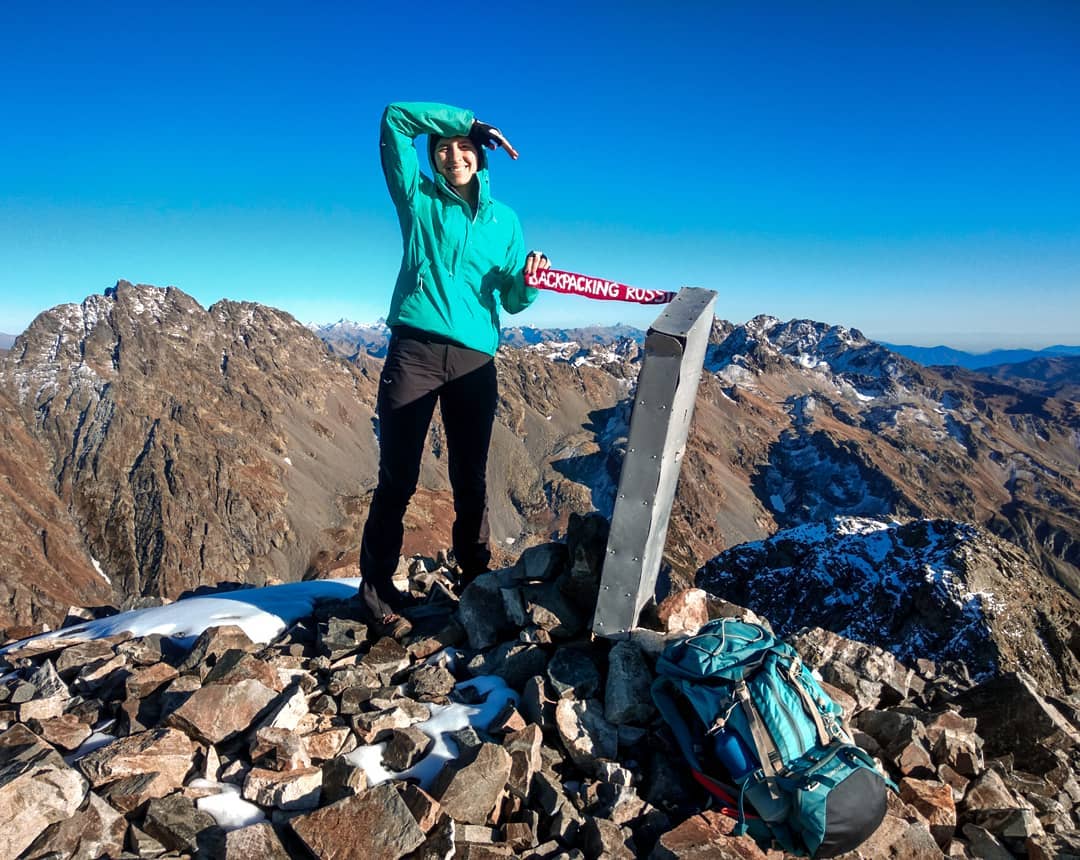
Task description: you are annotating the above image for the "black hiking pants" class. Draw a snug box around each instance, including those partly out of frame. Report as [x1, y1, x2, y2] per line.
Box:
[359, 327, 497, 606]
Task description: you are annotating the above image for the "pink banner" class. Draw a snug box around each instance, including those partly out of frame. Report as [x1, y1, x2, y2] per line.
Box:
[526, 268, 675, 305]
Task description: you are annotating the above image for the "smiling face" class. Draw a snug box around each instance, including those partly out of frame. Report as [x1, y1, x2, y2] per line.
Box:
[433, 135, 480, 191]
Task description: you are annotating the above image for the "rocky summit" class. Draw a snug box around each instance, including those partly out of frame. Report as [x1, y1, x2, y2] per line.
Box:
[2, 513, 1079, 859]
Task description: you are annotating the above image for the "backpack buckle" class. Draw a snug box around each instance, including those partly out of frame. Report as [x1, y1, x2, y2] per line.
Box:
[707, 700, 739, 735]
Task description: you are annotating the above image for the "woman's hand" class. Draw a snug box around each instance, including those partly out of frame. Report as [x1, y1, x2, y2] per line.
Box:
[525, 250, 551, 277]
[470, 120, 519, 160]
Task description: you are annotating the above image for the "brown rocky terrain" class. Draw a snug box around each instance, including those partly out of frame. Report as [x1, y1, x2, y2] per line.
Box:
[2, 284, 1078, 639]
[0, 282, 382, 629]
[0, 283, 631, 631]
[2, 516, 1078, 859]
[0, 386, 114, 630]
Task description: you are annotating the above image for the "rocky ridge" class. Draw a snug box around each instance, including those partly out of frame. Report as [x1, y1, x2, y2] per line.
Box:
[2, 514, 1079, 859]
[698, 517, 1080, 697]
[0, 284, 631, 631]
[0, 281, 381, 622]
[3, 285, 1078, 637]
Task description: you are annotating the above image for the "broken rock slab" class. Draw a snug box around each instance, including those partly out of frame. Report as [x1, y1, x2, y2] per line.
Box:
[899, 777, 956, 846]
[290, 782, 426, 860]
[22, 790, 127, 860]
[650, 809, 771, 859]
[656, 588, 710, 636]
[224, 821, 292, 860]
[166, 677, 279, 744]
[459, 574, 514, 649]
[546, 646, 601, 698]
[433, 742, 512, 825]
[178, 623, 259, 677]
[555, 697, 618, 775]
[27, 713, 92, 751]
[100, 770, 189, 813]
[605, 638, 656, 725]
[950, 671, 1080, 771]
[142, 793, 224, 857]
[76, 726, 196, 790]
[243, 765, 323, 810]
[0, 723, 89, 859]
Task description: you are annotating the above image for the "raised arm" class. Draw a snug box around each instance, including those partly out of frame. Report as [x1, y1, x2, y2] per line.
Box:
[380, 102, 476, 209]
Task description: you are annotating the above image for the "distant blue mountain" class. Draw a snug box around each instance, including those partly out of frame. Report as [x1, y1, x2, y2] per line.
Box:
[0, 333, 16, 351]
[882, 342, 1080, 369]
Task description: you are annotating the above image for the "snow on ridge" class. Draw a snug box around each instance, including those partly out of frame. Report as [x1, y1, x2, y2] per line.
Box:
[127, 285, 169, 319]
[525, 339, 633, 370]
[699, 516, 1009, 677]
[0, 578, 363, 655]
[707, 317, 908, 388]
[90, 557, 111, 585]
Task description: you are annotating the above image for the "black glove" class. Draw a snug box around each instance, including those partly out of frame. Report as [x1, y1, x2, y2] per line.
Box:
[469, 120, 504, 151]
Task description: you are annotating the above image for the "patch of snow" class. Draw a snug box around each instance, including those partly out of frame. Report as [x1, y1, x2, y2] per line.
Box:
[1, 578, 363, 654]
[90, 557, 111, 585]
[345, 674, 516, 792]
[129, 287, 168, 318]
[283, 457, 293, 466]
[715, 364, 755, 386]
[192, 780, 266, 830]
[833, 517, 892, 538]
[63, 721, 118, 764]
[769, 494, 787, 513]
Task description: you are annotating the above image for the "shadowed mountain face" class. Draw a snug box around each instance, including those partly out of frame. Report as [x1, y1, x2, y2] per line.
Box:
[1, 287, 1077, 633]
[967, 354, 1080, 401]
[697, 516, 1080, 696]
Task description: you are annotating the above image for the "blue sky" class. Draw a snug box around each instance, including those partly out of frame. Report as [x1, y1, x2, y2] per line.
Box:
[2, 2, 1077, 349]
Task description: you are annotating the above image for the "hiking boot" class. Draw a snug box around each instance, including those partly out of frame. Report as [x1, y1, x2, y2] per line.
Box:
[362, 581, 413, 639]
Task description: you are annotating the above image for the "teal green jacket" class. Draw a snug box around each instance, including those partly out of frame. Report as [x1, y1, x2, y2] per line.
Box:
[380, 102, 538, 355]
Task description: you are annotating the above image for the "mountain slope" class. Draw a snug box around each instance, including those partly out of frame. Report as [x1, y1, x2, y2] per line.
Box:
[697, 516, 1080, 695]
[688, 315, 1080, 598]
[0, 283, 632, 627]
[1, 282, 381, 610]
[3, 290, 1078, 634]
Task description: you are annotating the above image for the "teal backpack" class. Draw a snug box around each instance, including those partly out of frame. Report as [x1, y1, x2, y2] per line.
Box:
[651, 618, 889, 858]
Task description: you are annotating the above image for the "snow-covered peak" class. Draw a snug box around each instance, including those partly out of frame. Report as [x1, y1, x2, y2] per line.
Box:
[519, 335, 642, 370]
[706, 316, 912, 391]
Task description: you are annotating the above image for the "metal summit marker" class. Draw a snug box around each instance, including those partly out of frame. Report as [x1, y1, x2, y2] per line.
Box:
[592, 287, 717, 638]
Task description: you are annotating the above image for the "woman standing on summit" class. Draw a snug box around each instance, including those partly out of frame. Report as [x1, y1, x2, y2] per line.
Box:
[360, 102, 551, 636]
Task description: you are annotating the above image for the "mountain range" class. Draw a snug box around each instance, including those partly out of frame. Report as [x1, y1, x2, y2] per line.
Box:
[1, 283, 1078, 638]
[882, 342, 1080, 370]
